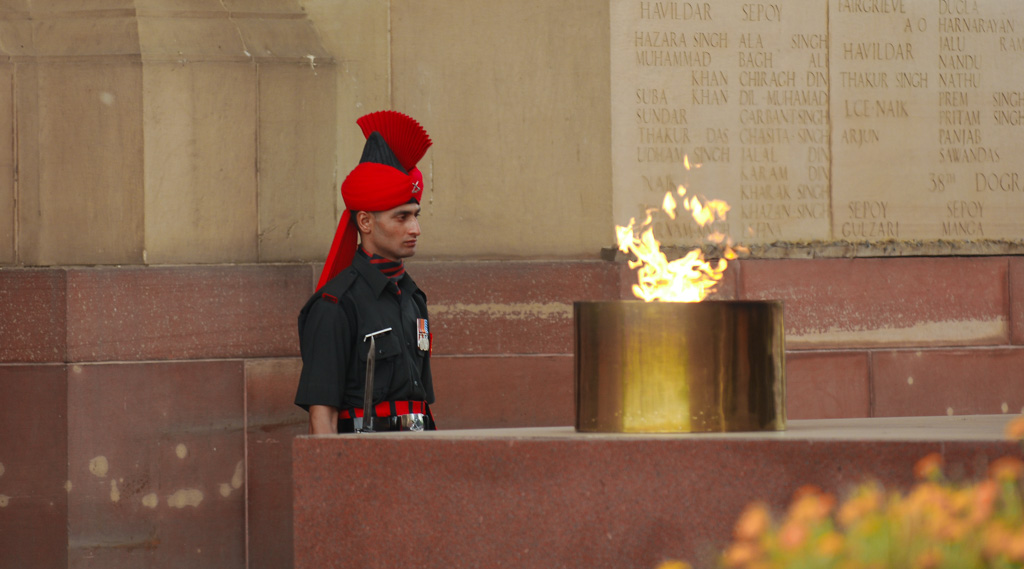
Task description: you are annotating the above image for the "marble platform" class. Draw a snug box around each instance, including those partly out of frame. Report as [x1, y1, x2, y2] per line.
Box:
[292, 415, 1022, 569]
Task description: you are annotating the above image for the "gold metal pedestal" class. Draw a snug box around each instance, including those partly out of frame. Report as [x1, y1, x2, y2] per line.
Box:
[574, 301, 786, 433]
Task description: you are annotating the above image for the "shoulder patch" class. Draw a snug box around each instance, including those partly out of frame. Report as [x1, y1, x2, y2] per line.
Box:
[321, 293, 339, 304]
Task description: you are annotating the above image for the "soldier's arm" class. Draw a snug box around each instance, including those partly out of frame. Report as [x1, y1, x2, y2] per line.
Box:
[309, 405, 339, 434]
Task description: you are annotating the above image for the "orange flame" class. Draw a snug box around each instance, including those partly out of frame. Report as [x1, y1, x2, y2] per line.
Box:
[616, 167, 737, 303]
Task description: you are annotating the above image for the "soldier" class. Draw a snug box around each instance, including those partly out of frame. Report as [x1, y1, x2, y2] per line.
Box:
[294, 110, 435, 434]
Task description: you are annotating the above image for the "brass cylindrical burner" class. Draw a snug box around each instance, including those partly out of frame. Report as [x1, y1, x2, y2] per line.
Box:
[575, 300, 785, 433]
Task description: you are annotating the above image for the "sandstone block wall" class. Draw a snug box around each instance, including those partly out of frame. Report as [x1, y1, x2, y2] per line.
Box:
[0, 1, 337, 267]
[1, 1, 1023, 568]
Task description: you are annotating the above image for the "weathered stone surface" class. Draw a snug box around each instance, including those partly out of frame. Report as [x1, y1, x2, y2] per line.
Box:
[66, 360, 246, 569]
[412, 260, 620, 355]
[65, 265, 310, 362]
[257, 61, 337, 262]
[223, 0, 304, 12]
[137, 15, 250, 61]
[873, 347, 1024, 417]
[236, 16, 332, 61]
[431, 355, 574, 429]
[740, 257, 1009, 349]
[31, 12, 140, 57]
[134, 0, 226, 11]
[785, 351, 870, 419]
[245, 358, 305, 569]
[137, 5, 330, 63]
[391, 0, 613, 258]
[0, 64, 13, 265]
[0, 364, 69, 569]
[0, 15, 32, 60]
[1011, 257, 1024, 346]
[0, 268, 67, 363]
[18, 61, 145, 266]
[36, 1, 135, 10]
[301, 0, 396, 222]
[142, 62, 258, 264]
[294, 417, 1022, 569]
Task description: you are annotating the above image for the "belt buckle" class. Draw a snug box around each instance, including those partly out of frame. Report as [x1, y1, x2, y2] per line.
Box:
[397, 413, 426, 432]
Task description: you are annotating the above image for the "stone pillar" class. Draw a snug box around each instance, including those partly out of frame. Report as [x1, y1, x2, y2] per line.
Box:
[0, 2, 335, 568]
[3, 0, 337, 267]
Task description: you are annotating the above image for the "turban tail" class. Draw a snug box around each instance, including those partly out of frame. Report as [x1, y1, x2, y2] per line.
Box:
[317, 111, 432, 290]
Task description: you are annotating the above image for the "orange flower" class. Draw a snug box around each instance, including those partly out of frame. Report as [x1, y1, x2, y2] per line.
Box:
[1005, 415, 1024, 441]
[838, 484, 883, 528]
[936, 519, 971, 542]
[789, 485, 836, 523]
[734, 502, 771, 541]
[949, 487, 972, 515]
[817, 532, 844, 557]
[914, 453, 944, 481]
[969, 480, 998, 525]
[714, 455, 1024, 569]
[989, 456, 1024, 482]
[1008, 531, 1024, 561]
[904, 482, 944, 519]
[779, 520, 809, 550]
[655, 561, 692, 569]
[722, 542, 759, 567]
[912, 548, 943, 569]
[982, 523, 1013, 557]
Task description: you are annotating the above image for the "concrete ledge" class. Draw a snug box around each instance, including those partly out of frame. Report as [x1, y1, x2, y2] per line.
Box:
[293, 415, 1022, 569]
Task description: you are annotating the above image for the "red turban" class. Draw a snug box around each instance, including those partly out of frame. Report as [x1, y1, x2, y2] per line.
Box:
[317, 111, 432, 290]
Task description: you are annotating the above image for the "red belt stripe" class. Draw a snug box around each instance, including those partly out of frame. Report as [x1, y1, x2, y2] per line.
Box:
[339, 400, 427, 419]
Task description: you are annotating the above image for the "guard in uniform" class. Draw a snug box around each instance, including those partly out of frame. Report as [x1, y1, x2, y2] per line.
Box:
[295, 110, 435, 434]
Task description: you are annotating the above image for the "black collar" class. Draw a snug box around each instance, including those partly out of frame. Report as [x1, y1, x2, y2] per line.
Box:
[351, 252, 418, 298]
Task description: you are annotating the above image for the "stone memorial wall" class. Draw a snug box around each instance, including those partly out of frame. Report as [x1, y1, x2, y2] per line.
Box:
[3, 3, 1024, 568]
[612, 0, 1024, 255]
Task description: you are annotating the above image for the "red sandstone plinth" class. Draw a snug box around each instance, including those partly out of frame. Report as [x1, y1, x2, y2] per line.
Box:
[293, 415, 1022, 569]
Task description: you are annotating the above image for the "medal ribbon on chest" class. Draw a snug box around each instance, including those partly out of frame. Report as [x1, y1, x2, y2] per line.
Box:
[416, 318, 430, 352]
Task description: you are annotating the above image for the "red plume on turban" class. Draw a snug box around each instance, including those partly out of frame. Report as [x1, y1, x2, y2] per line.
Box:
[317, 111, 432, 290]
[356, 110, 433, 173]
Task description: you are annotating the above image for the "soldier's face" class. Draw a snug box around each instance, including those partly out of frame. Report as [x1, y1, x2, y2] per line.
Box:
[360, 203, 421, 261]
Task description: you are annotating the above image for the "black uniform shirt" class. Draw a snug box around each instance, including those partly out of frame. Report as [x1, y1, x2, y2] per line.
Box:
[294, 252, 433, 412]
